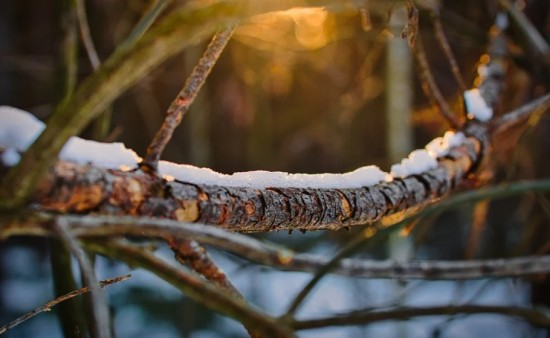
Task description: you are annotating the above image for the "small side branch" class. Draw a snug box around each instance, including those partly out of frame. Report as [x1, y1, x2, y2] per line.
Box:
[498, 0, 550, 63]
[291, 305, 550, 330]
[142, 25, 237, 171]
[490, 93, 550, 135]
[169, 237, 241, 295]
[0, 274, 130, 336]
[168, 237, 260, 337]
[413, 35, 461, 128]
[75, 0, 100, 70]
[431, 10, 467, 92]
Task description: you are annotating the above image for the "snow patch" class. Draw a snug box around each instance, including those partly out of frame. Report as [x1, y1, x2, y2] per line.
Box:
[425, 131, 465, 158]
[464, 89, 493, 122]
[1, 147, 21, 166]
[59, 137, 140, 169]
[0, 106, 140, 169]
[159, 161, 391, 188]
[390, 149, 437, 178]
[0, 106, 45, 151]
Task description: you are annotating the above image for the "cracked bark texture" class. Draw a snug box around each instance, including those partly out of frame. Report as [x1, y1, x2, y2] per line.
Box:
[3, 133, 482, 233]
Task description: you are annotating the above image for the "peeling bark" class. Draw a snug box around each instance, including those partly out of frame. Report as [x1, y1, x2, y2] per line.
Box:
[6, 134, 482, 233]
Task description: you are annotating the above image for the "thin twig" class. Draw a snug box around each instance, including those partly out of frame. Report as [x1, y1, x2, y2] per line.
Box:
[490, 93, 550, 135]
[55, 219, 111, 338]
[119, 0, 173, 52]
[498, 0, 550, 64]
[84, 238, 293, 338]
[142, 24, 237, 171]
[431, 9, 467, 92]
[0, 274, 130, 336]
[291, 304, 550, 330]
[413, 35, 461, 128]
[4, 209, 550, 281]
[75, 0, 100, 70]
[74, 0, 113, 142]
[55, 0, 78, 104]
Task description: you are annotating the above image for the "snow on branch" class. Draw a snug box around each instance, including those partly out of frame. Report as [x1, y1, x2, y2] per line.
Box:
[0, 106, 481, 232]
[464, 12, 508, 122]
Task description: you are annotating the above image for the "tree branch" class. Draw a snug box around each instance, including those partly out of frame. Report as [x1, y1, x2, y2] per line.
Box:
[84, 238, 294, 338]
[143, 25, 236, 171]
[0, 274, 130, 336]
[413, 35, 461, 128]
[291, 305, 550, 330]
[0, 132, 480, 232]
[55, 219, 111, 338]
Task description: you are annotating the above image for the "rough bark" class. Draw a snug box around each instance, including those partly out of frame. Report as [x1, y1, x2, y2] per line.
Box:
[7, 132, 482, 233]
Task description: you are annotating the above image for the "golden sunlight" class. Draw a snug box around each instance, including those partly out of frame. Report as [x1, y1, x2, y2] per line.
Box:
[235, 7, 330, 51]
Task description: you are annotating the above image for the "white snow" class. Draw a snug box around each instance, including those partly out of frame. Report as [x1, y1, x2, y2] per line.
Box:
[425, 131, 465, 158]
[0, 106, 471, 187]
[59, 137, 140, 169]
[390, 149, 437, 178]
[0, 106, 45, 151]
[159, 161, 391, 188]
[1, 147, 21, 166]
[0, 106, 140, 169]
[464, 89, 493, 122]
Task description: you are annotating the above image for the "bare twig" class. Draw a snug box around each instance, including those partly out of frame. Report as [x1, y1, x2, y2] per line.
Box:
[75, 0, 100, 70]
[55, 0, 78, 104]
[84, 239, 293, 338]
[431, 9, 467, 92]
[55, 219, 111, 338]
[6, 213, 550, 281]
[413, 35, 461, 128]
[498, 0, 550, 64]
[119, 0, 173, 52]
[0, 274, 130, 336]
[490, 93, 550, 135]
[291, 304, 550, 330]
[142, 24, 237, 171]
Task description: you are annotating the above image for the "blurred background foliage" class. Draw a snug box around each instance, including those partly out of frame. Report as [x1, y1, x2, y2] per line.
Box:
[1, 0, 550, 337]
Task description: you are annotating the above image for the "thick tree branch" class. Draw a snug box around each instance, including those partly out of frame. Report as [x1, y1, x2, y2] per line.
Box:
[1, 133, 479, 232]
